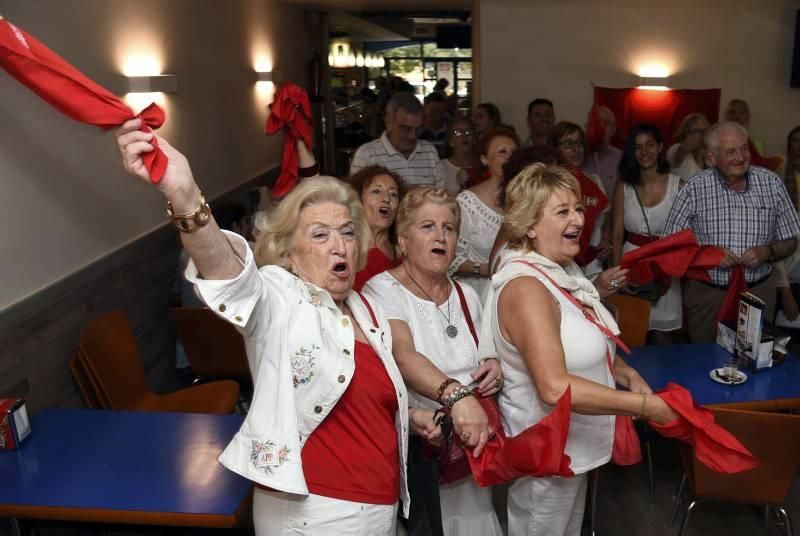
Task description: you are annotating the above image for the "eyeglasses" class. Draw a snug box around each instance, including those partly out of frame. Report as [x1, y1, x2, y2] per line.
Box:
[452, 128, 474, 137]
[558, 139, 583, 150]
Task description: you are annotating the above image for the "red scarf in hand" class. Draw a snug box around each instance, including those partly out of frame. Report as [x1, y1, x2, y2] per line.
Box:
[467, 387, 573, 486]
[265, 83, 314, 198]
[648, 383, 758, 473]
[0, 17, 168, 182]
[567, 165, 609, 266]
[621, 229, 724, 284]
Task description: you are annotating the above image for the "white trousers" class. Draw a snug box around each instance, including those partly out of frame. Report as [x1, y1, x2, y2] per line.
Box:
[253, 487, 398, 536]
[507, 473, 588, 536]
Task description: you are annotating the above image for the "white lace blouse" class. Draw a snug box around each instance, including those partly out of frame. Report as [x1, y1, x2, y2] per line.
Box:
[450, 190, 504, 302]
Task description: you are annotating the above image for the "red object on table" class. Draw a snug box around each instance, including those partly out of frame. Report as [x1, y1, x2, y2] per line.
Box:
[649, 383, 758, 473]
[265, 83, 314, 198]
[467, 386, 574, 487]
[715, 265, 748, 329]
[0, 17, 168, 182]
[621, 229, 724, 284]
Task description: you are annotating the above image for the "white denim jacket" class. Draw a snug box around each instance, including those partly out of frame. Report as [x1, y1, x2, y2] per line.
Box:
[186, 231, 410, 515]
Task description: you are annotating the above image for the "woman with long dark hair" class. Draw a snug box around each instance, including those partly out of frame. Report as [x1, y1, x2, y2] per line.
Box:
[611, 123, 683, 345]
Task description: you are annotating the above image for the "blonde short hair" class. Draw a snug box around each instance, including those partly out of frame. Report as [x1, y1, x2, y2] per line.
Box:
[253, 177, 371, 271]
[395, 187, 460, 237]
[504, 163, 581, 251]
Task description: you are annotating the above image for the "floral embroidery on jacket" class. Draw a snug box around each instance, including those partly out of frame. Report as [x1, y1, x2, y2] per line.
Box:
[250, 439, 291, 474]
[291, 344, 320, 387]
[295, 278, 325, 307]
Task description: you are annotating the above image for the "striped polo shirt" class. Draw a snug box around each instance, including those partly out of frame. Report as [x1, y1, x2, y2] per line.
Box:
[350, 132, 444, 187]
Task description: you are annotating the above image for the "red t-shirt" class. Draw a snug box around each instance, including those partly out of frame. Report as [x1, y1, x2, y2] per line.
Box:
[353, 247, 400, 292]
[300, 340, 400, 504]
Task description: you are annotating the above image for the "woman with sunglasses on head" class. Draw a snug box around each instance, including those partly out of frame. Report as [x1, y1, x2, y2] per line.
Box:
[439, 117, 477, 197]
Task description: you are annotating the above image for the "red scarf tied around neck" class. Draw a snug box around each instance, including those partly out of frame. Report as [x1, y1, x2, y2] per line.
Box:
[0, 17, 168, 182]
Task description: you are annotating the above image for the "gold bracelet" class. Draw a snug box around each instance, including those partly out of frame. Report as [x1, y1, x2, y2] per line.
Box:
[166, 194, 211, 233]
[633, 393, 647, 421]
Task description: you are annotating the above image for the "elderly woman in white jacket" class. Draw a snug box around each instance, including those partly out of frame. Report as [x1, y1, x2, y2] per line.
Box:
[113, 119, 490, 536]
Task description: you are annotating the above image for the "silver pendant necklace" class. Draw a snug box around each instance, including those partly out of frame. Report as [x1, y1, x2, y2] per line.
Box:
[403, 265, 458, 338]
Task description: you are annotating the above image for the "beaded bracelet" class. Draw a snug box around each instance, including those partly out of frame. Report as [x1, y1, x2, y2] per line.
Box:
[444, 385, 474, 410]
[436, 378, 459, 404]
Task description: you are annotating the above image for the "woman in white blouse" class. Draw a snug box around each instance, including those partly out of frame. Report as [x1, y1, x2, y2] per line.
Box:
[667, 113, 709, 180]
[365, 187, 503, 536]
[113, 119, 489, 536]
[482, 163, 678, 535]
[439, 117, 476, 197]
[450, 127, 519, 301]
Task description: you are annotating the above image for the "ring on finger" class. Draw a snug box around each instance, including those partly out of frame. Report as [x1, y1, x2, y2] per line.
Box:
[609, 278, 621, 289]
[460, 431, 471, 442]
[495, 378, 503, 389]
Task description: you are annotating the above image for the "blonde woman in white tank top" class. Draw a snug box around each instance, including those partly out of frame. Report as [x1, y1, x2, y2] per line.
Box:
[479, 164, 678, 536]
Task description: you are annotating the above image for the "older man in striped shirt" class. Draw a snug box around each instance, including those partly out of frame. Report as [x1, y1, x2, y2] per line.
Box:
[350, 92, 444, 188]
[662, 121, 800, 342]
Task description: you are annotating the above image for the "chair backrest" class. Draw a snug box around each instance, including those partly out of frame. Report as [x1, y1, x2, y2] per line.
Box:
[688, 407, 800, 504]
[170, 308, 251, 380]
[69, 352, 107, 409]
[77, 309, 151, 409]
[604, 294, 652, 347]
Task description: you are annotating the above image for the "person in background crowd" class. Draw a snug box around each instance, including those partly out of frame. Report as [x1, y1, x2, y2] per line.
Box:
[723, 98, 765, 154]
[472, 103, 503, 137]
[667, 113, 709, 180]
[521, 98, 555, 148]
[451, 128, 519, 301]
[420, 92, 450, 158]
[776, 125, 800, 210]
[350, 92, 444, 188]
[583, 105, 622, 198]
[350, 165, 407, 291]
[548, 121, 612, 280]
[484, 163, 676, 535]
[662, 121, 800, 342]
[433, 78, 450, 96]
[364, 188, 503, 536]
[439, 117, 476, 197]
[612, 124, 683, 345]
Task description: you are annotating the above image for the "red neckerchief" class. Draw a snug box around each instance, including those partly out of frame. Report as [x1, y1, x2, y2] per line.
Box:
[0, 18, 168, 182]
[566, 165, 609, 266]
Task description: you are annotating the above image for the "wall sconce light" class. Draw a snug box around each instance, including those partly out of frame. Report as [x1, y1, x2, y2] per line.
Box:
[126, 74, 178, 93]
[256, 71, 273, 83]
[637, 76, 671, 90]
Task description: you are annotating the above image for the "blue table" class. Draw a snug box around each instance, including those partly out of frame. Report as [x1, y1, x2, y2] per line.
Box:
[625, 343, 800, 406]
[0, 409, 251, 527]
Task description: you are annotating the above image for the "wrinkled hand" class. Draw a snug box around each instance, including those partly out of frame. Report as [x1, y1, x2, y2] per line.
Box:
[449, 395, 489, 457]
[471, 358, 503, 397]
[739, 246, 769, 269]
[645, 395, 679, 426]
[595, 266, 630, 299]
[719, 249, 740, 269]
[114, 118, 196, 201]
[410, 409, 443, 447]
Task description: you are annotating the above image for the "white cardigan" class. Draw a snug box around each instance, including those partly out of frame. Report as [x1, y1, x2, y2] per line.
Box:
[186, 231, 410, 515]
